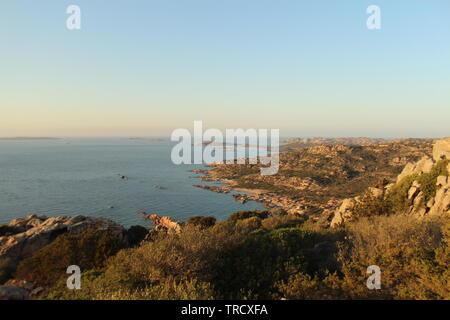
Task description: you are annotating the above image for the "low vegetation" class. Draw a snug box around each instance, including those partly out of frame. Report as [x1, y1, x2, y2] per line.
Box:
[13, 207, 447, 300]
[14, 229, 126, 287]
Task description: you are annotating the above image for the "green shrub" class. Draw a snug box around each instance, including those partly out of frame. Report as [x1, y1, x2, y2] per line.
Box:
[416, 159, 450, 202]
[351, 191, 392, 219]
[186, 216, 216, 229]
[213, 227, 325, 299]
[15, 229, 126, 287]
[386, 159, 450, 212]
[261, 213, 304, 230]
[236, 216, 262, 230]
[127, 225, 149, 247]
[98, 224, 246, 290]
[386, 174, 418, 213]
[227, 210, 269, 223]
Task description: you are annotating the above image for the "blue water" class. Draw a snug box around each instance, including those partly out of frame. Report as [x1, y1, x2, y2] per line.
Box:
[0, 138, 263, 227]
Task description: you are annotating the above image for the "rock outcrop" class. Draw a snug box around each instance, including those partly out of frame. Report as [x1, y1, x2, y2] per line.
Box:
[428, 176, 450, 216]
[0, 286, 29, 300]
[433, 137, 450, 161]
[330, 198, 357, 227]
[137, 212, 182, 234]
[331, 138, 450, 227]
[0, 214, 127, 269]
[396, 156, 434, 183]
[0, 214, 127, 300]
[149, 214, 182, 234]
[0, 279, 42, 300]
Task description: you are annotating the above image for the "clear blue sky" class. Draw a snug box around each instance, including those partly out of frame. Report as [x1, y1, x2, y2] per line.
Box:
[1, 0, 449, 137]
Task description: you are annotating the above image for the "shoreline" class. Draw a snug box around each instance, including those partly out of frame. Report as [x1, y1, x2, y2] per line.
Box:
[190, 166, 330, 218]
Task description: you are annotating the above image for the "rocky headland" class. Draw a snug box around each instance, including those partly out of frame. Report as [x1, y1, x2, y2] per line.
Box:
[193, 138, 438, 224]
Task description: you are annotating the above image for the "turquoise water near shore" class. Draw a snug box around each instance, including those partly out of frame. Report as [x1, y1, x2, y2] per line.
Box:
[0, 138, 263, 227]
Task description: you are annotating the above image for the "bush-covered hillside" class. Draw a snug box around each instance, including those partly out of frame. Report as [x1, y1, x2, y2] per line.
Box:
[12, 209, 448, 300]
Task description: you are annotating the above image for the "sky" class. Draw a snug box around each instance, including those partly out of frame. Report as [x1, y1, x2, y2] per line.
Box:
[1, 0, 449, 138]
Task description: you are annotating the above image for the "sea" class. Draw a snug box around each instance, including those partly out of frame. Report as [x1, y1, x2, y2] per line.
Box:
[0, 138, 264, 227]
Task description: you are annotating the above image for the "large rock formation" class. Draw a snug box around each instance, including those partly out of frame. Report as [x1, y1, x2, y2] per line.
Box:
[330, 187, 384, 227]
[137, 211, 182, 234]
[396, 156, 434, 182]
[330, 198, 357, 227]
[428, 175, 450, 216]
[148, 214, 182, 234]
[331, 138, 450, 227]
[0, 214, 127, 300]
[0, 214, 127, 269]
[433, 137, 450, 161]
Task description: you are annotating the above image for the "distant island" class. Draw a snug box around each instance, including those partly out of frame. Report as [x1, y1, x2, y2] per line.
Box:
[128, 137, 166, 142]
[0, 137, 60, 141]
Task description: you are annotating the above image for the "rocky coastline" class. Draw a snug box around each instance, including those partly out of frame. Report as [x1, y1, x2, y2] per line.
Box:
[0, 212, 183, 300]
[191, 138, 448, 225]
[191, 166, 335, 220]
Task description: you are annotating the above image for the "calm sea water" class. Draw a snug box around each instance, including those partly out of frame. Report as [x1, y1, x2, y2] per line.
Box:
[0, 138, 263, 227]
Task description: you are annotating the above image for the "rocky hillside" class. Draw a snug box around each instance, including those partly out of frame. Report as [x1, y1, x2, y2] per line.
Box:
[199, 139, 433, 218]
[331, 138, 450, 227]
[0, 215, 127, 299]
[281, 137, 434, 151]
[0, 215, 126, 265]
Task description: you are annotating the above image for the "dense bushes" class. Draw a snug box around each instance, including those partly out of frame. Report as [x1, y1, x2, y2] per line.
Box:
[43, 222, 246, 299]
[14, 229, 126, 286]
[277, 215, 450, 300]
[19, 208, 450, 300]
[43, 214, 342, 300]
[351, 191, 392, 219]
[337, 215, 449, 299]
[214, 227, 330, 299]
[186, 216, 216, 229]
[102, 224, 242, 288]
[126, 225, 149, 247]
[416, 159, 449, 202]
[260, 212, 305, 230]
[385, 174, 418, 213]
[336, 215, 439, 298]
[227, 210, 270, 223]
